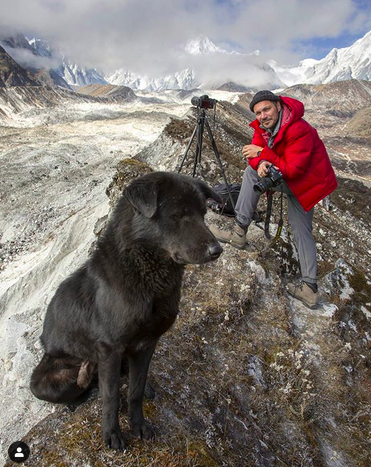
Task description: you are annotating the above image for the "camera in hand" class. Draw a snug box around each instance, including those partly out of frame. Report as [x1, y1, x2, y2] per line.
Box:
[253, 165, 283, 194]
[191, 95, 217, 110]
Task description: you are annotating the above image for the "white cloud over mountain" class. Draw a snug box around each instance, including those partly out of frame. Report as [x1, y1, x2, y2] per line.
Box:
[105, 36, 285, 90]
[1, 0, 370, 78]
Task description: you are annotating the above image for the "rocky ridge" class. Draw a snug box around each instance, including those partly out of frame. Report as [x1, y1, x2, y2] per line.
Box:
[0, 93, 195, 466]
[0, 46, 41, 88]
[8, 151, 370, 466]
[78, 84, 137, 101]
[1, 83, 371, 466]
[281, 80, 371, 117]
[0, 84, 138, 123]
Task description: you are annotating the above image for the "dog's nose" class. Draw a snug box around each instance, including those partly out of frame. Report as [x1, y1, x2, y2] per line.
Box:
[208, 242, 223, 260]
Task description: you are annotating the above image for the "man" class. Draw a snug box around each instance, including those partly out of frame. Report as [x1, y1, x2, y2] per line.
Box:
[210, 90, 337, 309]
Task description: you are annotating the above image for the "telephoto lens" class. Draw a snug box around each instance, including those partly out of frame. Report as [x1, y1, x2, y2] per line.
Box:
[253, 177, 274, 194]
[253, 166, 283, 194]
[191, 95, 217, 109]
[191, 96, 201, 107]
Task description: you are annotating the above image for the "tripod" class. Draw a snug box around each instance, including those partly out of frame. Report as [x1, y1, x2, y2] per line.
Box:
[177, 107, 236, 211]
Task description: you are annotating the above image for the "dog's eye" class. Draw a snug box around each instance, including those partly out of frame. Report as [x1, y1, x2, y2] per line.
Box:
[172, 209, 188, 219]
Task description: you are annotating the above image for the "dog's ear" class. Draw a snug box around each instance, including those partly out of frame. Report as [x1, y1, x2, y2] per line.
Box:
[194, 179, 222, 204]
[124, 178, 158, 218]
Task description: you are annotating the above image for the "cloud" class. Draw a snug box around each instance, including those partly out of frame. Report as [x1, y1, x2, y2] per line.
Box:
[0, 0, 369, 80]
[174, 48, 285, 89]
[0, 43, 62, 71]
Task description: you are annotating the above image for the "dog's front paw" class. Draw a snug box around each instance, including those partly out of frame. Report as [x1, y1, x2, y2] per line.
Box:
[103, 427, 126, 451]
[131, 419, 155, 440]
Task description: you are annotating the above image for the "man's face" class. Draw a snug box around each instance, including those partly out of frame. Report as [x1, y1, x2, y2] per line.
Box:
[253, 100, 281, 130]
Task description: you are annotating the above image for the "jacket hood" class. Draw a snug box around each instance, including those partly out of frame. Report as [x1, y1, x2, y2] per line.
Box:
[280, 95, 304, 120]
[249, 96, 304, 131]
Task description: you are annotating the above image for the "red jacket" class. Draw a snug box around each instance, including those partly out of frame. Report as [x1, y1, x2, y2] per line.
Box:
[249, 96, 337, 212]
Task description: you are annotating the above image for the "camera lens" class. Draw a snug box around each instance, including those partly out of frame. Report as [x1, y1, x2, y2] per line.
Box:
[253, 177, 274, 194]
[191, 96, 200, 107]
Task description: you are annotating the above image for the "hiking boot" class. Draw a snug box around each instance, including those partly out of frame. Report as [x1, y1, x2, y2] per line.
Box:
[287, 282, 318, 309]
[209, 223, 247, 249]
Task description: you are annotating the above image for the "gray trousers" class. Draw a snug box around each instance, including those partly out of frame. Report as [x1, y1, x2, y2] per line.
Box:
[235, 166, 317, 285]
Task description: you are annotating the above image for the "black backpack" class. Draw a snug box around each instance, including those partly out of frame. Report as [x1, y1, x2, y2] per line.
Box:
[207, 183, 241, 217]
[207, 183, 264, 223]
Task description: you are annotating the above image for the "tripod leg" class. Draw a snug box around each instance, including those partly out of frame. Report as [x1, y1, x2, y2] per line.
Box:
[205, 118, 236, 210]
[177, 125, 197, 173]
[193, 112, 205, 177]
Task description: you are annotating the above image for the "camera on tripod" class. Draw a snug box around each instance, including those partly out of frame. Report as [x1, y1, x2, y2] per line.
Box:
[253, 165, 283, 194]
[177, 94, 235, 212]
[191, 95, 217, 110]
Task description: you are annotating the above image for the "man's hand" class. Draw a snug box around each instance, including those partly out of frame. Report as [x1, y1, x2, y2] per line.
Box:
[242, 144, 263, 160]
[257, 161, 273, 178]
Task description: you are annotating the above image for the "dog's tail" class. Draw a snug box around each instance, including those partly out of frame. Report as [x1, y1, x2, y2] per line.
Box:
[30, 354, 96, 404]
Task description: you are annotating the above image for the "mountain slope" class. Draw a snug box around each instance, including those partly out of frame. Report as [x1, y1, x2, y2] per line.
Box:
[273, 30, 371, 86]
[281, 79, 371, 115]
[0, 45, 40, 87]
[0, 82, 371, 467]
[346, 106, 371, 137]
[78, 84, 136, 100]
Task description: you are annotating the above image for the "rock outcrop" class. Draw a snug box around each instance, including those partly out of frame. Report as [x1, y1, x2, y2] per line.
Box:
[1, 88, 371, 467]
[7, 152, 370, 467]
[78, 84, 137, 101]
[0, 45, 41, 87]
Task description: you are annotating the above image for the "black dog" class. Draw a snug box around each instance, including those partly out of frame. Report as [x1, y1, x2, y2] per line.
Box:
[30, 171, 223, 451]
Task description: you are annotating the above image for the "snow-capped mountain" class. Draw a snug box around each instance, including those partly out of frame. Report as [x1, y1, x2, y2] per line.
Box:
[55, 61, 107, 87]
[106, 36, 284, 91]
[28, 37, 107, 87]
[272, 30, 371, 86]
[104, 37, 214, 90]
[184, 36, 224, 55]
[106, 68, 197, 92]
[0, 32, 36, 55]
[6, 29, 371, 92]
[28, 38, 52, 58]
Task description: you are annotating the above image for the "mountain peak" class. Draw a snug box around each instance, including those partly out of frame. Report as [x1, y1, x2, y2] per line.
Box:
[28, 37, 53, 58]
[184, 36, 222, 55]
[272, 28, 371, 86]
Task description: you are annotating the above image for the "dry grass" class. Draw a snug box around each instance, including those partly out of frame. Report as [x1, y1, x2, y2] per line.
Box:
[8, 141, 371, 467]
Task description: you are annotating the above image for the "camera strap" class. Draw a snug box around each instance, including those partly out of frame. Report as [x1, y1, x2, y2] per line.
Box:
[274, 190, 284, 242]
[264, 188, 284, 241]
[264, 191, 273, 239]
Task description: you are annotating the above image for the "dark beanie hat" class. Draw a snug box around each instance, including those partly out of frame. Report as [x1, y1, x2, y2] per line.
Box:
[249, 90, 281, 112]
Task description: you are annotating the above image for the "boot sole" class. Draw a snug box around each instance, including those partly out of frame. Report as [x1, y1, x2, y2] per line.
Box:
[216, 238, 247, 250]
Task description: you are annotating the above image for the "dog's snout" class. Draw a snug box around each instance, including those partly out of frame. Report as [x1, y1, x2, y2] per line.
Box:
[208, 242, 223, 260]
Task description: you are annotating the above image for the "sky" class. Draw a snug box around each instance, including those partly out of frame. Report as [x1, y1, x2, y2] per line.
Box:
[0, 0, 370, 84]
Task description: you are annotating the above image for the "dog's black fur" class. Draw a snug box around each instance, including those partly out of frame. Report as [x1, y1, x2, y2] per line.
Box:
[30, 171, 223, 451]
